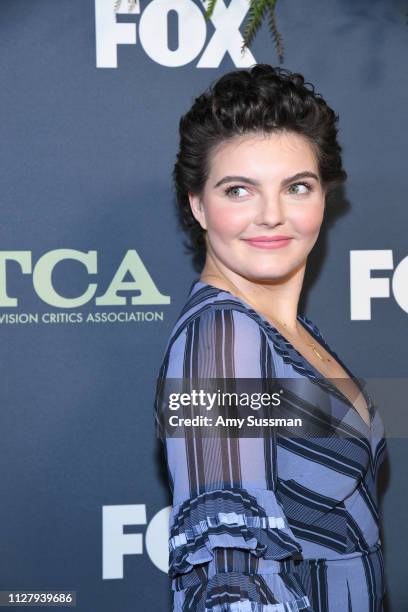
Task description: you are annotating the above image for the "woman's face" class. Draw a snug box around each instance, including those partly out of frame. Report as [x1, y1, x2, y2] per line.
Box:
[188, 131, 326, 281]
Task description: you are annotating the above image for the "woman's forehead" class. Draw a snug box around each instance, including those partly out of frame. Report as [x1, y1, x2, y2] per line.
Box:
[208, 132, 319, 176]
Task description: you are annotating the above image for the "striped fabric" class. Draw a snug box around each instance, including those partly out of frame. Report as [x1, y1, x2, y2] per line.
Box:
[154, 279, 388, 611]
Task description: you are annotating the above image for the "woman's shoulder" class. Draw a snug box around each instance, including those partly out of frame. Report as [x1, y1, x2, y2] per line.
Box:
[170, 278, 263, 339]
[156, 280, 276, 380]
[159, 279, 267, 364]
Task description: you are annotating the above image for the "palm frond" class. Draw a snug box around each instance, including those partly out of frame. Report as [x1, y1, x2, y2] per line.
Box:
[241, 0, 269, 56]
[204, 0, 218, 20]
[266, 0, 284, 63]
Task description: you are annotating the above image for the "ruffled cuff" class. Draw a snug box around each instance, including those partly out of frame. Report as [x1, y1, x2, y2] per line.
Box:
[168, 486, 302, 579]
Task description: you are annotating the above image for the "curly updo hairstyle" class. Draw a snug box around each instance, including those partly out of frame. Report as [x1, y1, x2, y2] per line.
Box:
[173, 64, 347, 256]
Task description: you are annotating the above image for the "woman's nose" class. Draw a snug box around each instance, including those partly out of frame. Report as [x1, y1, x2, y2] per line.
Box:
[254, 193, 285, 226]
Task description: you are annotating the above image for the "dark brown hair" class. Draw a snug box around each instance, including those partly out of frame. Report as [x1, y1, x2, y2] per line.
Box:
[173, 64, 347, 256]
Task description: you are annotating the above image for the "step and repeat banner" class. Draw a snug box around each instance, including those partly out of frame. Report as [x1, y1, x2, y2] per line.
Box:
[1, 0, 407, 610]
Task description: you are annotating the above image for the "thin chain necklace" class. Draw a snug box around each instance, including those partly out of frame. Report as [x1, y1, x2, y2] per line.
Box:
[200, 272, 331, 363]
[200, 273, 371, 420]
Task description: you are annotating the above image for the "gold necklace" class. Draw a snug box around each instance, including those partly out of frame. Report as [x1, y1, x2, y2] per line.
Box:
[200, 272, 331, 363]
[200, 273, 371, 418]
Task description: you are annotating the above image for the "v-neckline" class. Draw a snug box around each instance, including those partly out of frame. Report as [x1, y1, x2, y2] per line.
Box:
[192, 279, 374, 431]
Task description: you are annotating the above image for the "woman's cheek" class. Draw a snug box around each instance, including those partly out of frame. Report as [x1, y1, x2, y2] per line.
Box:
[291, 204, 324, 236]
[207, 204, 251, 238]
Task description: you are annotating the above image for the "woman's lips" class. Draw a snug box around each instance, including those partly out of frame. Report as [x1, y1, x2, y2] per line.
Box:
[243, 237, 293, 249]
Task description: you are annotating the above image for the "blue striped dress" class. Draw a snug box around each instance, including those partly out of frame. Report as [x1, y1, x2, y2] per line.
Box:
[155, 279, 387, 611]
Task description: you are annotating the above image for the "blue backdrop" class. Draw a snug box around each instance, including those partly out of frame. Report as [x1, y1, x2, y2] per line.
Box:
[0, 0, 407, 610]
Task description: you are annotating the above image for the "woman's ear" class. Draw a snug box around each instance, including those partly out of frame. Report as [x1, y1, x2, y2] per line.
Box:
[188, 192, 207, 230]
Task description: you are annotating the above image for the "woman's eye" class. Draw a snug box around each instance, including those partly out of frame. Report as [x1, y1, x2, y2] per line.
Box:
[288, 181, 312, 195]
[224, 182, 313, 199]
[224, 185, 249, 198]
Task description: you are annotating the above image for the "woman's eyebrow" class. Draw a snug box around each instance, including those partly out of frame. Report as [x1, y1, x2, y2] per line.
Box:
[213, 171, 319, 188]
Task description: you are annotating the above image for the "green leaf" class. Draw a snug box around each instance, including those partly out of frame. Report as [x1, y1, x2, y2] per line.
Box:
[204, 0, 218, 20]
[241, 0, 270, 55]
[266, 0, 284, 63]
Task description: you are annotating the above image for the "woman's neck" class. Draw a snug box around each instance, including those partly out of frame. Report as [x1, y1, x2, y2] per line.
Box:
[200, 258, 306, 335]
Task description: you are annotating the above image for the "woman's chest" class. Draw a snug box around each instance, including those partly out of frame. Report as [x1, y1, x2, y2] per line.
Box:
[267, 332, 372, 427]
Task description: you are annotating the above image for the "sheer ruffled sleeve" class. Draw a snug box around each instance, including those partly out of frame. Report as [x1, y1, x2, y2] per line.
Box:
[155, 307, 307, 606]
[168, 484, 303, 579]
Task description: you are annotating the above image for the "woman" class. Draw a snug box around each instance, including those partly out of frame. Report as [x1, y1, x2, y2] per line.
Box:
[155, 64, 387, 611]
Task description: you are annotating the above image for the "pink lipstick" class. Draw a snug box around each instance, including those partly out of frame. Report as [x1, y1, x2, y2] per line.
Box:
[243, 235, 293, 250]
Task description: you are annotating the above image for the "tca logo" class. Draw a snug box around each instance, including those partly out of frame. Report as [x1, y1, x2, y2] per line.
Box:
[94, 0, 256, 68]
[0, 249, 170, 308]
